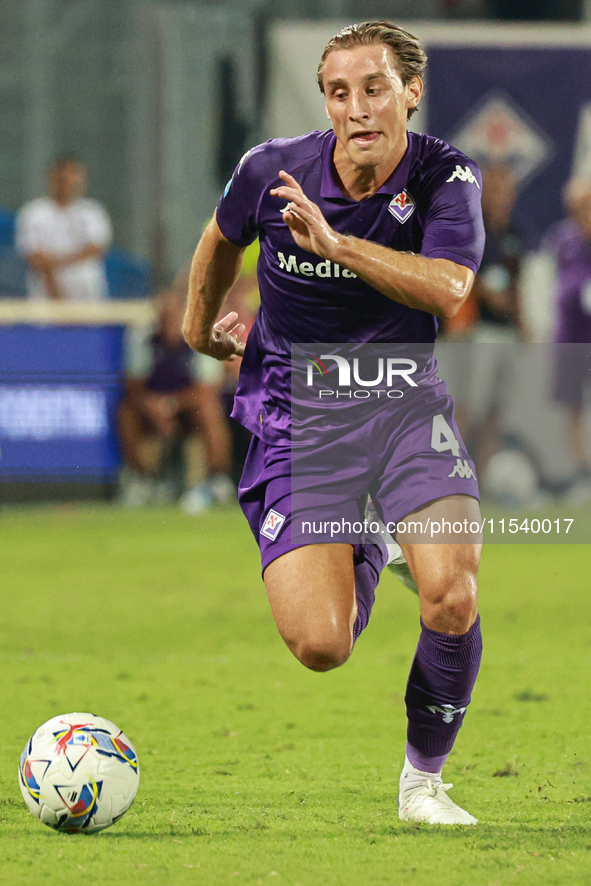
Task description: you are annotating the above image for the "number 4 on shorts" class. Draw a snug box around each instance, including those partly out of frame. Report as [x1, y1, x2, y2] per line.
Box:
[430, 413, 460, 457]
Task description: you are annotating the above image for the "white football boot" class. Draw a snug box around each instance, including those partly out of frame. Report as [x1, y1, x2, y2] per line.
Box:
[365, 501, 418, 594]
[398, 757, 477, 825]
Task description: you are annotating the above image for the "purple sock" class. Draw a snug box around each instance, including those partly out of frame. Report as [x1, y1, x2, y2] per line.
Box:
[405, 743, 449, 774]
[352, 542, 387, 642]
[405, 616, 482, 762]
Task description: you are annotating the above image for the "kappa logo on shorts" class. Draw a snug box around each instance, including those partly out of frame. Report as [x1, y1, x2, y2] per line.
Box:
[387, 190, 415, 223]
[448, 458, 476, 480]
[261, 508, 286, 541]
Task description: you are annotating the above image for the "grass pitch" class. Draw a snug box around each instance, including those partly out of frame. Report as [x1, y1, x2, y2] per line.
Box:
[1, 504, 590, 885]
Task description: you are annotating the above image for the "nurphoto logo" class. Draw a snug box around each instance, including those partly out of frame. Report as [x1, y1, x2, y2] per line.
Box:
[304, 354, 418, 400]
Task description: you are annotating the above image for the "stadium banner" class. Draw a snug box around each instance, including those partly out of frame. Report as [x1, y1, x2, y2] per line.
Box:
[425, 30, 591, 248]
[0, 326, 124, 481]
[290, 343, 590, 544]
[268, 22, 591, 248]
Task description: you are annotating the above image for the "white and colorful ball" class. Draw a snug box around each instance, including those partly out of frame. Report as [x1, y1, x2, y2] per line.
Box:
[18, 712, 139, 833]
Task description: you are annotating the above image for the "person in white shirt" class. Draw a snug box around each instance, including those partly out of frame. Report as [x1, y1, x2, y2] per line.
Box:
[16, 154, 113, 301]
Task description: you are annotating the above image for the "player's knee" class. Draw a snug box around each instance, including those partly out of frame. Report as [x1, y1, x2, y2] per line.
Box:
[292, 635, 352, 672]
[440, 584, 477, 628]
[419, 559, 479, 630]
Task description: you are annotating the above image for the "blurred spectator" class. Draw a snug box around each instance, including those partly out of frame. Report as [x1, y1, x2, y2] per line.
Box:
[473, 162, 523, 335]
[547, 177, 591, 496]
[15, 154, 112, 301]
[120, 289, 234, 509]
[462, 162, 525, 473]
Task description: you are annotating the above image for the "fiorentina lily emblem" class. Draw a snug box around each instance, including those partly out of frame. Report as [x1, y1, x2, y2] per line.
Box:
[388, 190, 415, 223]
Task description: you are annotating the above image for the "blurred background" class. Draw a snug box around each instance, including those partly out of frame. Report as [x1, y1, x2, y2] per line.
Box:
[1, 0, 591, 513]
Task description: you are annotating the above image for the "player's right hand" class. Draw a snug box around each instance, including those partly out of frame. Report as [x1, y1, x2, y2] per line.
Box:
[199, 311, 246, 361]
[270, 170, 341, 259]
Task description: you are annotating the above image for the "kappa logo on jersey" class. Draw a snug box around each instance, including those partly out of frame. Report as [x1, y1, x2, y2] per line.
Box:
[223, 148, 255, 196]
[448, 458, 476, 480]
[427, 704, 467, 724]
[446, 165, 481, 189]
[261, 509, 286, 541]
[387, 190, 416, 223]
[236, 147, 254, 174]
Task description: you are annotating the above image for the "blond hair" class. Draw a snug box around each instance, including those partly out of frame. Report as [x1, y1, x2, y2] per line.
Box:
[317, 21, 427, 118]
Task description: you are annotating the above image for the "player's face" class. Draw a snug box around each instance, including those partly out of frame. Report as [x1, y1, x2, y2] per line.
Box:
[322, 44, 422, 171]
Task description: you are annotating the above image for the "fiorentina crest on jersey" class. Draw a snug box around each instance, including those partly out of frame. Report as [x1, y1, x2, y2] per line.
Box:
[261, 508, 285, 541]
[387, 190, 415, 223]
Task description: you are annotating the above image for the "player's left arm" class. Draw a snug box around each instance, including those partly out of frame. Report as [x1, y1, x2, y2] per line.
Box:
[335, 241, 473, 320]
[271, 171, 477, 320]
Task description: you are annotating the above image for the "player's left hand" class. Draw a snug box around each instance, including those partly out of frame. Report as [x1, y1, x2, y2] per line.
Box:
[270, 171, 341, 258]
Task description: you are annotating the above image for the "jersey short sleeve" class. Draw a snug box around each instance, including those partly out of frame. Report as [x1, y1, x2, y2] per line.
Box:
[216, 146, 268, 247]
[420, 160, 485, 276]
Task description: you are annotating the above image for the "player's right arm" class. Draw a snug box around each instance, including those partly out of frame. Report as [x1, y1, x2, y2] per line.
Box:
[182, 216, 246, 360]
[184, 140, 272, 356]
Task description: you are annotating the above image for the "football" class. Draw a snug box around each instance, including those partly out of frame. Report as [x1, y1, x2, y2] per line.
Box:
[18, 712, 139, 833]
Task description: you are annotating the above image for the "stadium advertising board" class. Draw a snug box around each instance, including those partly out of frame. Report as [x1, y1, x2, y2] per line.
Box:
[0, 326, 123, 480]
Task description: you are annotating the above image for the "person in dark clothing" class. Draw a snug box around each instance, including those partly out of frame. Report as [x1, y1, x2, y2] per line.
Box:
[548, 177, 591, 500]
[120, 290, 233, 506]
[463, 162, 525, 473]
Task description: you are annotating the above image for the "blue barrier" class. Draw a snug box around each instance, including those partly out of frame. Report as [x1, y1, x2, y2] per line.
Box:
[105, 247, 152, 300]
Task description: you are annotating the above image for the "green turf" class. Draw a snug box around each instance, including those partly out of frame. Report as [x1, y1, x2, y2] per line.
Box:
[1, 504, 590, 885]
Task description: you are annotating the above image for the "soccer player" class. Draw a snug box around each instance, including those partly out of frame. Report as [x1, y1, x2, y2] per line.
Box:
[183, 21, 485, 824]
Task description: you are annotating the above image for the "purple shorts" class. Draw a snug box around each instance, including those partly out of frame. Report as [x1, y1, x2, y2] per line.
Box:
[238, 380, 479, 572]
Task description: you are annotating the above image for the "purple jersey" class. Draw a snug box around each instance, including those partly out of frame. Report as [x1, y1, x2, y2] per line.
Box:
[216, 129, 485, 442]
[546, 219, 591, 344]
